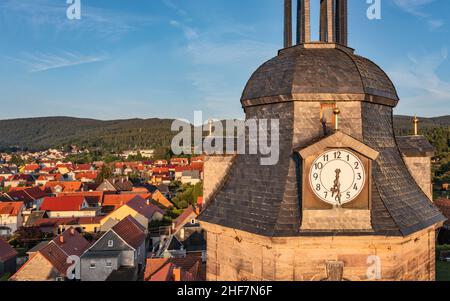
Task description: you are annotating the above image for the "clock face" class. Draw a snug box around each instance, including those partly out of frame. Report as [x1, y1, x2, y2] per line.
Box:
[309, 149, 366, 206]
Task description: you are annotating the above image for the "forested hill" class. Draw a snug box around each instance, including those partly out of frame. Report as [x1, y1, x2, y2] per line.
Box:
[0, 117, 176, 151]
[0, 115, 448, 152]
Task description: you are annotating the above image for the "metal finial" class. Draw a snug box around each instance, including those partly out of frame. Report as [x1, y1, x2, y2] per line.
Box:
[208, 119, 213, 136]
[333, 107, 341, 131]
[413, 115, 419, 136]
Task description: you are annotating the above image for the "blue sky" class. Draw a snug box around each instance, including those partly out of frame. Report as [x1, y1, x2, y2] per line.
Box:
[0, 0, 449, 121]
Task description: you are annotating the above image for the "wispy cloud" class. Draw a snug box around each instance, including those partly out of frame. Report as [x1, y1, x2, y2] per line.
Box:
[6, 51, 108, 73]
[392, 0, 444, 30]
[169, 20, 199, 40]
[0, 0, 155, 40]
[388, 48, 450, 116]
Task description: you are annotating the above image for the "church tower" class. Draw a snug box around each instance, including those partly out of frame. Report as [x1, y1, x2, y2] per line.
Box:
[200, 0, 446, 281]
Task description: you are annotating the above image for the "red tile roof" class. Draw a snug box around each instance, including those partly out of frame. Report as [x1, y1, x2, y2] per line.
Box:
[44, 181, 83, 193]
[24, 164, 40, 171]
[0, 202, 23, 216]
[174, 206, 198, 230]
[38, 228, 90, 274]
[145, 256, 202, 281]
[111, 216, 145, 249]
[102, 194, 146, 210]
[0, 237, 17, 262]
[6, 186, 48, 204]
[41, 196, 86, 212]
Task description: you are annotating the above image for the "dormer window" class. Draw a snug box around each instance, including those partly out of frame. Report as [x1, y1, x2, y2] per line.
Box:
[108, 240, 114, 247]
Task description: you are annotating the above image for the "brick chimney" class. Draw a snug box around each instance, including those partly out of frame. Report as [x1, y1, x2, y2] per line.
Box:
[173, 267, 181, 281]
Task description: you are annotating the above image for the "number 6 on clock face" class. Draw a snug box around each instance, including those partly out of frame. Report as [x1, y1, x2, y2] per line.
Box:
[309, 149, 366, 206]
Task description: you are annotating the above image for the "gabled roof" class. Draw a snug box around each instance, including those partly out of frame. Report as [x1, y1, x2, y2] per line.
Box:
[173, 206, 198, 230]
[44, 181, 83, 193]
[111, 216, 145, 249]
[297, 130, 379, 160]
[51, 228, 90, 257]
[102, 194, 144, 210]
[145, 256, 202, 281]
[6, 187, 48, 204]
[0, 202, 23, 216]
[126, 196, 164, 220]
[16, 228, 89, 275]
[0, 237, 17, 262]
[40, 196, 85, 212]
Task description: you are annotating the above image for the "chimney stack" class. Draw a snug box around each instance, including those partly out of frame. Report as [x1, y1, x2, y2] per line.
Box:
[59, 235, 65, 244]
[297, 0, 311, 44]
[173, 267, 181, 281]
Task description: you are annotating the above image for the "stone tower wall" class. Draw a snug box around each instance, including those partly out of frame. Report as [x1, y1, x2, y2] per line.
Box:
[202, 221, 436, 281]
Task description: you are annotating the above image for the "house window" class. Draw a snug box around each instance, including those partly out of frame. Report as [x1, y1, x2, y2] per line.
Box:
[108, 240, 114, 248]
[55, 277, 64, 281]
[90, 261, 96, 269]
[106, 260, 112, 268]
[191, 219, 197, 224]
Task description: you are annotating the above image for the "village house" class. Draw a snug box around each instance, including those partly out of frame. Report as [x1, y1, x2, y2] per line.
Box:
[100, 196, 164, 232]
[96, 177, 133, 192]
[10, 228, 90, 281]
[81, 216, 146, 281]
[22, 164, 40, 175]
[0, 238, 17, 277]
[180, 170, 201, 185]
[40, 196, 99, 218]
[0, 166, 13, 179]
[0, 202, 25, 237]
[43, 181, 83, 194]
[157, 206, 206, 260]
[35, 174, 63, 186]
[4, 174, 35, 188]
[144, 255, 204, 281]
[170, 158, 189, 166]
[75, 171, 98, 183]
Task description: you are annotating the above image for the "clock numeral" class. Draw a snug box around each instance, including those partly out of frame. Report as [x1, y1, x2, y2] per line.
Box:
[346, 192, 351, 199]
[357, 173, 362, 180]
[324, 191, 328, 198]
[346, 154, 350, 161]
[323, 154, 329, 162]
[314, 163, 323, 170]
[354, 162, 360, 170]
[316, 184, 321, 192]
[353, 183, 358, 191]
[334, 151, 342, 159]
[313, 173, 319, 180]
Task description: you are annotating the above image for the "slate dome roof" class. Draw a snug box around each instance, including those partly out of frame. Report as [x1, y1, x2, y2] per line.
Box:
[241, 45, 399, 107]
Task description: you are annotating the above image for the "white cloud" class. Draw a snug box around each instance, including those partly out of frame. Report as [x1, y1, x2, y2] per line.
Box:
[392, 0, 444, 30]
[6, 51, 108, 72]
[388, 48, 450, 116]
[0, 0, 155, 40]
[169, 20, 199, 40]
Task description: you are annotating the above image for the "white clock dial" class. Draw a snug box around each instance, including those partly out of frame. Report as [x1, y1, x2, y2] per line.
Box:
[309, 149, 366, 206]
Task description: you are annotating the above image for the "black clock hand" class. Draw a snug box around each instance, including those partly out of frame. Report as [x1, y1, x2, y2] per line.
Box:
[331, 169, 342, 205]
